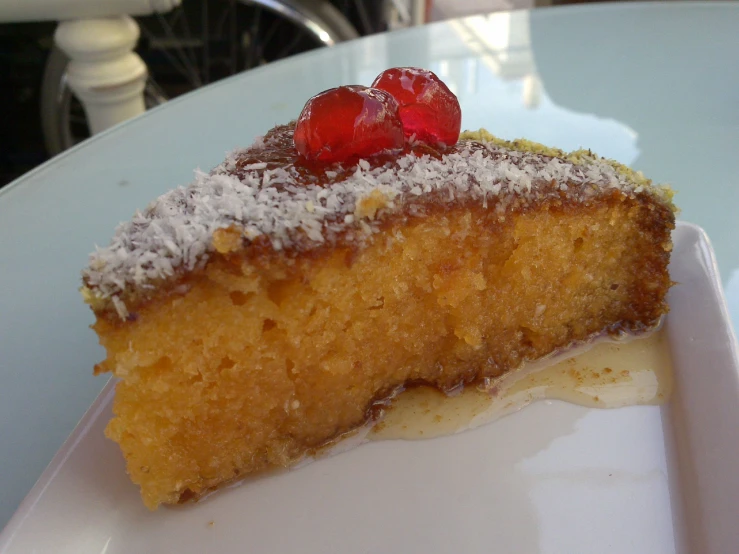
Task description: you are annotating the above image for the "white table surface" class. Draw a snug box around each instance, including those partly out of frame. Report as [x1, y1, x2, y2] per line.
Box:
[0, 1, 737, 530]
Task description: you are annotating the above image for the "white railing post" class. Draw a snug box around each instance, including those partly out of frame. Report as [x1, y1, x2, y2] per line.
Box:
[54, 16, 148, 135]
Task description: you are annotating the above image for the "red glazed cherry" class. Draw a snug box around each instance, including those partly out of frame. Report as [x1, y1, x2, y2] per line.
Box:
[293, 85, 404, 163]
[372, 67, 461, 146]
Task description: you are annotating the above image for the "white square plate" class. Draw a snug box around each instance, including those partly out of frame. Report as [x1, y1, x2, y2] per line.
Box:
[1, 221, 737, 554]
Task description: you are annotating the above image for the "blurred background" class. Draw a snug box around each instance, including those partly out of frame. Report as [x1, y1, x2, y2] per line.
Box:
[0, 0, 690, 188]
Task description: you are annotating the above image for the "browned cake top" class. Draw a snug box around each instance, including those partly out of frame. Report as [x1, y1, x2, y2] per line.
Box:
[82, 124, 674, 319]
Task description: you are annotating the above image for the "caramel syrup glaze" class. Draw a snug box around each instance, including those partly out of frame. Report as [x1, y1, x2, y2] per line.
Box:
[88, 124, 675, 323]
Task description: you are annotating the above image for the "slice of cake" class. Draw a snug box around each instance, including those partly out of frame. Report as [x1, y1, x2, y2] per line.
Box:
[82, 69, 675, 509]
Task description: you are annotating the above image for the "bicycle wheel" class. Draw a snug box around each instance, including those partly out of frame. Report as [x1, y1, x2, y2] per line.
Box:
[40, 0, 359, 155]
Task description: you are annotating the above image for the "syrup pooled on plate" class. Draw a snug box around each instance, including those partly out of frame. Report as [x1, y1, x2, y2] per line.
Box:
[370, 329, 672, 441]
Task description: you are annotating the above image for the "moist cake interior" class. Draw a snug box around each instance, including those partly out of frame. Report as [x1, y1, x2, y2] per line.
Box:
[83, 125, 675, 508]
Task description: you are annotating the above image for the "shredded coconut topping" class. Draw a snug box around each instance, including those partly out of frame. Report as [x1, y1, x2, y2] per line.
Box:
[82, 126, 672, 318]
